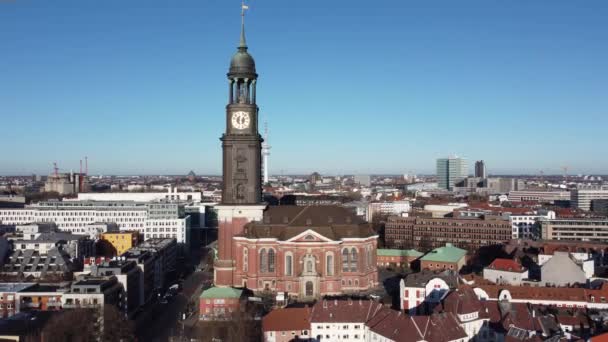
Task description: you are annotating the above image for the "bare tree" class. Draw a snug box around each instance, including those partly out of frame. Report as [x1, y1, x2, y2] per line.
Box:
[42, 308, 97, 342]
[102, 305, 135, 342]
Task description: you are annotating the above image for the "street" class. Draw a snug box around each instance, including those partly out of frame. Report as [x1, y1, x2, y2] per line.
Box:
[135, 248, 213, 342]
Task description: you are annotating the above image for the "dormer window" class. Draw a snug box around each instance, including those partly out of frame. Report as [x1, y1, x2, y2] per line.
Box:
[283, 216, 289, 224]
[328, 216, 333, 224]
[306, 219, 312, 226]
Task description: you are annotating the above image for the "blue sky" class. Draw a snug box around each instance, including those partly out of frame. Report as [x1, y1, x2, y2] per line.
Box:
[1, 0, 607, 176]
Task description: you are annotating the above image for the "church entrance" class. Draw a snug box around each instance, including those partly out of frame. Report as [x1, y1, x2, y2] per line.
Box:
[299, 254, 319, 300]
[305, 281, 314, 297]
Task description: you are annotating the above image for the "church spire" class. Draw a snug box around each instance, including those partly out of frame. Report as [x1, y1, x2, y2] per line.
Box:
[239, 1, 249, 49]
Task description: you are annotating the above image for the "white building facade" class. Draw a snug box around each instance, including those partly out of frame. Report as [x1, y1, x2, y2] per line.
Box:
[0, 200, 191, 245]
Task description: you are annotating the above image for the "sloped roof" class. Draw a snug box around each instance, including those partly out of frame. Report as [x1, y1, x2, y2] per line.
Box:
[403, 269, 460, 288]
[420, 243, 466, 263]
[243, 205, 377, 241]
[438, 285, 485, 316]
[366, 308, 467, 342]
[310, 299, 383, 323]
[262, 307, 310, 332]
[199, 286, 243, 299]
[377, 249, 423, 258]
[487, 258, 526, 273]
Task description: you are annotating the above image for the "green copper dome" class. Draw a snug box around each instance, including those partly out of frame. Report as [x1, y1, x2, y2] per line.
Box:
[228, 15, 257, 78]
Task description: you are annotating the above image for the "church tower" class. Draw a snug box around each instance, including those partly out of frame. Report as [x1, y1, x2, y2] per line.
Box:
[215, 5, 267, 287]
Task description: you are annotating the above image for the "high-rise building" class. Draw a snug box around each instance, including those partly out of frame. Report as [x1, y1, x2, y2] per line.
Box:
[474, 160, 487, 179]
[436, 157, 467, 191]
[354, 174, 371, 187]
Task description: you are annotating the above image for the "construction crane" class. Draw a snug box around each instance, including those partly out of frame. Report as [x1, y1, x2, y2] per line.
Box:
[561, 165, 569, 181]
[53, 162, 59, 176]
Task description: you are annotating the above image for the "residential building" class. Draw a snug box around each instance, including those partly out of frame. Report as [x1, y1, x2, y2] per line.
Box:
[538, 250, 595, 279]
[376, 249, 422, 268]
[473, 282, 608, 310]
[262, 307, 311, 342]
[309, 299, 382, 342]
[437, 157, 468, 191]
[366, 307, 468, 342]
[510, 210, 556, 239]
[126, 238, 177, 294]
[475, 160, 487, 179]
[540, 251, 587, 286]
[100, 231, 140, 256]
[540, 218, 608, 242]
[2, 248, 73, 278]
[483, 259, 528, 285]
[199, 287, 244, 321]
[8, 230, 94, 261]
[572, 187, 608, 211]
[385, 215, 511, 251]
[0, 283, 36, 318]
[400, 269, 459, 314]
[65, 276, 122, 311]
[89, 259, 143, 316]
[435, 285, 491, 341]
[16, 284, 68, 313]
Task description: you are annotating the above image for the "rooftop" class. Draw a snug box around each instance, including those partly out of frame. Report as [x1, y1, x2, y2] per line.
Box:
[200, 286, 243, 299]
[486, 258, 526, 273]
[262, 307, 310, 332]
[377, 249, 423, 258]
[420, 243, 467, 263]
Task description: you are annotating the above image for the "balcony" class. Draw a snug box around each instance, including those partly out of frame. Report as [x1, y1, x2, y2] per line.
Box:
[62, 303, 100, 309]
[20, 302, 40, 308]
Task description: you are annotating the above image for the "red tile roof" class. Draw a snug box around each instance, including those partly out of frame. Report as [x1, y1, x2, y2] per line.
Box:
[487, 258, 526, 273]
[477, 283, 608, 304]
[310, 299, 383, 324]
[366, 307, 467, 342]
[262, 307, 311, 332]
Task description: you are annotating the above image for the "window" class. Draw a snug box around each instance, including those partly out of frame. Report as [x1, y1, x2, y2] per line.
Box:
[342, 249, 349, 272]
[268, 249, 276, 272]
[243, 248, 248, 272]
[285, 254, 293, 276]
[350, 248, 358, 272]
[260, 249, 267, 273]
[326, 253, 334, 276]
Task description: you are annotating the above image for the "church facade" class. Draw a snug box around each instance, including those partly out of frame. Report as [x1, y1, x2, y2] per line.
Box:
[213, 9, 378, 300]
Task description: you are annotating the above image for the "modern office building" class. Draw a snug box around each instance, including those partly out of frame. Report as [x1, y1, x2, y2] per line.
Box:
[436, 157, 467, 191]
[540, 218, 608, 242]
[592, 199, 608, 216]
[507, 190, 571, 203]
[571, 187, 608, 211]
[474, 160, 487, 179]
[354, 175, 371, 187]
[0, 200, 191, 245]
[385, 215, 511, 251]
[366, 200, 411, 221]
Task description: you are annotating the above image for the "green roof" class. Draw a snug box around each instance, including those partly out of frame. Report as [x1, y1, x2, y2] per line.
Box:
[420, 243, 466, 263]
[377, 249, 423, 257]
[200, 287, 243, 299]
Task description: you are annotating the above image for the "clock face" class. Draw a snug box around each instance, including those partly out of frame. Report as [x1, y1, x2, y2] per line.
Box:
[231, 111, 250, 130]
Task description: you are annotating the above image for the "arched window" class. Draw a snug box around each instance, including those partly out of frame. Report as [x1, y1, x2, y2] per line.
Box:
[342, 249, 349, 272]
[350, 248, 358, 272]
[259, 249, 267, 273]
[326, 253, 334, 276]
[243, 248, 248, 272]
[268, 249, 276, 273]
[285, 253, 293, 276]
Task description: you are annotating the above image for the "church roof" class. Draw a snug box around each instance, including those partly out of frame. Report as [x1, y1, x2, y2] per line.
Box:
[242, 205, 377, 241]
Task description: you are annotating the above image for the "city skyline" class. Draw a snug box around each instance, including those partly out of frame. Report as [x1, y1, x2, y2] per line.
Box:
[1, 0, 607, 175]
